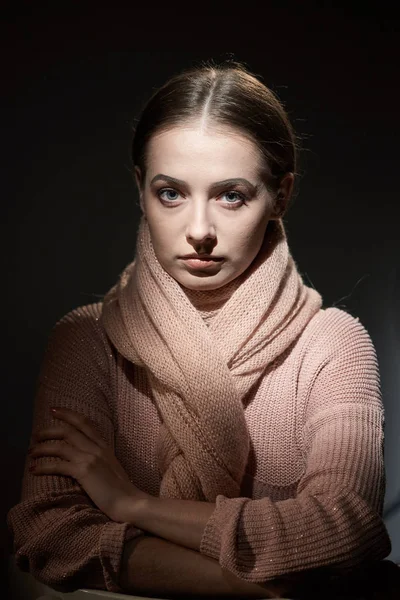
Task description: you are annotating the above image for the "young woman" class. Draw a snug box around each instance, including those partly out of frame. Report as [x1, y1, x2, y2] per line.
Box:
[7, 61, 393, 598]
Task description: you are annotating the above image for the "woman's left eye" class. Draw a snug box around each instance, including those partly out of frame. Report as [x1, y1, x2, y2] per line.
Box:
[221, 191, 246, 206]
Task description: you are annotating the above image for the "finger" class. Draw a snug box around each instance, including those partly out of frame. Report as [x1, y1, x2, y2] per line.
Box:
[32, 423, 129, 484]
[29, 442, 104, 485]
[29, 441, 82, 462]
[33, 427, 69, 442]
[32, 426, 100, 456]
[50, 408, 108, 449]
[30, 460, 76, 478]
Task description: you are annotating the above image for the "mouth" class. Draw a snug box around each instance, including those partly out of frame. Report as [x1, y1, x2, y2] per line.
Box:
[180, 254, 223, 261]
[180, 257, 224, 270]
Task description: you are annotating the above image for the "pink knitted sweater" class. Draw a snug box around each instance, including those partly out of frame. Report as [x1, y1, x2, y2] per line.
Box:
[7, 300, 391, 592]
[7, 215, 391, 593]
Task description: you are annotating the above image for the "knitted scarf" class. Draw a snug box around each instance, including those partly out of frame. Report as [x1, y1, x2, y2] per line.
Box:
[101, 216, 322, 502]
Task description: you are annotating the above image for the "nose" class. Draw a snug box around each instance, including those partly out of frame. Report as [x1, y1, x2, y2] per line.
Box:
[185, 201, 217, 248]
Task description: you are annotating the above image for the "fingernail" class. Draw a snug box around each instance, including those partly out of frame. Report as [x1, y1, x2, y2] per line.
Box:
[50, 407, 58, 413]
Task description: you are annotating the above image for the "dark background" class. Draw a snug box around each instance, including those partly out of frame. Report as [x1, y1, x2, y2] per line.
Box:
[3, 4, 399, 577]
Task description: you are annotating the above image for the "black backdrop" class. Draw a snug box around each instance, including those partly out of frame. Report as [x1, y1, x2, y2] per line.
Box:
[3, 6, 399, 575]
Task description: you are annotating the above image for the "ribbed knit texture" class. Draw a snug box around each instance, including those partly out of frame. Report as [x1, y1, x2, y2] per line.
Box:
[7, 218, 391, 592]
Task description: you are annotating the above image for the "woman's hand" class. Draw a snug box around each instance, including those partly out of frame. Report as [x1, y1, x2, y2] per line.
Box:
[28, 407, 150, 523]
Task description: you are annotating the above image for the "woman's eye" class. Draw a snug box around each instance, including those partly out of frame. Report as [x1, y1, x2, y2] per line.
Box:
[158, 188, 180, 202]
[157, 188, 247, 209]
[221, 191, 246, 206]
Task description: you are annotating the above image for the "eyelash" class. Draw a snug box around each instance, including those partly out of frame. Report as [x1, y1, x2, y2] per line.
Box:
[156, 188, 248, 210]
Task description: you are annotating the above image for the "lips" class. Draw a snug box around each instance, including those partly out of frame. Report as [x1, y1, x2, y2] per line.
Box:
[181, 257, 224, 271]
[181, 255, 223, 261]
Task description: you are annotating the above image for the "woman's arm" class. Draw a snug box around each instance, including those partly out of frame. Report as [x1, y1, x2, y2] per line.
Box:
[127, 496, 214, 551]
[119, 534, 297, 598]
[120, 537, 400, 600]
[7, 304, 144, 593]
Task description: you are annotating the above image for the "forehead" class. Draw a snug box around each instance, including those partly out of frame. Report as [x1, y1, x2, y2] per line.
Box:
[146, 124, 264, 179]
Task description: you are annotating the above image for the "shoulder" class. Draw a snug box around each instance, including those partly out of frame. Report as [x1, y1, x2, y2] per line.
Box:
[45, 302, 113, 366]
[55, 302, 103, 328]
[51, 302, 104, 337]
[297, 307, 382, 422]
[36, 303, 117, 436]
[300, 306, 378, 369]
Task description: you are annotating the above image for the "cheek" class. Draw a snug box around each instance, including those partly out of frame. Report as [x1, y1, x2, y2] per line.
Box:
[148, 225, 174, 266]
[235, 221, 270, 263]
[238, 218, 267, 248]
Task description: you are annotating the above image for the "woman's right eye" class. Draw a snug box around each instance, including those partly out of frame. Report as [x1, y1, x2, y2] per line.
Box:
[158, 188, 180, 202]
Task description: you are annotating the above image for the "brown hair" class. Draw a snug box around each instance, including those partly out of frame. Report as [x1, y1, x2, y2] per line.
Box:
[132, 60, 298, 197]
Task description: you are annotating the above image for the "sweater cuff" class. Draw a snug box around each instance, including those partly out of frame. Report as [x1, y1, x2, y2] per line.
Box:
[200, 495, 248, 563]
[99, 521, 145, 593]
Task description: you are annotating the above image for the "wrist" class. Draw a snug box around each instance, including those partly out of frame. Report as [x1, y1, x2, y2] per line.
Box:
[118, 491, 151, 525]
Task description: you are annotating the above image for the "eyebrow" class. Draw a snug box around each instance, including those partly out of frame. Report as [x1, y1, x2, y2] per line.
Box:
[150, 174, 260, 195]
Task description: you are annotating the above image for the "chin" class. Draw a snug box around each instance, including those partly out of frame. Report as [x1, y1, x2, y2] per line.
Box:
[185, 282, 227, 291]
[168, 271, 222, 291]
[182, 273, 237, 292]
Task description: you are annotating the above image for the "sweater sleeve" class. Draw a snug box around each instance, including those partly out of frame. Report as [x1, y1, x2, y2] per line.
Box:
[6, 304, 145, 593]
[199, 308, 392, 583]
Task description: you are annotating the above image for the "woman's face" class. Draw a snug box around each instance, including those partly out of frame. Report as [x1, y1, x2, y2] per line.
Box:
[136, 122, 292, 291]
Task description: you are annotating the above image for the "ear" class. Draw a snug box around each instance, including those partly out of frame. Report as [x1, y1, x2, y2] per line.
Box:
[271, 172, 294, 219]
[134, 166, 146, 216]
